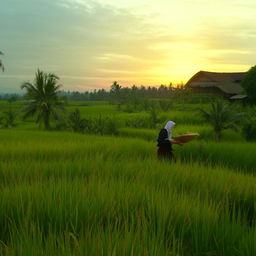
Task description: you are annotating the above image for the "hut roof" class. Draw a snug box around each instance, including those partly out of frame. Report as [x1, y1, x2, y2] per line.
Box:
[186, 71, 246, 94]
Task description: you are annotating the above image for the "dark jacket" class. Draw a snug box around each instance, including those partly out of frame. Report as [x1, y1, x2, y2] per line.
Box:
[157, 128, 172, 149]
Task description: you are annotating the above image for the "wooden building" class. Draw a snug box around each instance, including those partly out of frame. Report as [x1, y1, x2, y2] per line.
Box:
[185, 71, 246, 98]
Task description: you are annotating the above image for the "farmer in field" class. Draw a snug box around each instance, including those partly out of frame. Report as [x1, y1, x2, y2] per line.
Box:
[157, 121, 183, 161]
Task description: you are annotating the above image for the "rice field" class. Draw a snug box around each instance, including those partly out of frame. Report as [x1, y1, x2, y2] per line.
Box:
[0, 100, 255, 255]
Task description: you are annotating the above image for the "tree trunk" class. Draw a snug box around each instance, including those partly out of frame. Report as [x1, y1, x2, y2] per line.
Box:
[44, 111, 50, 130]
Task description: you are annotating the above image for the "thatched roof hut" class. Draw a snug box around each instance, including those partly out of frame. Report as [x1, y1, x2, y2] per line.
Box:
[186, 71, 246, 97]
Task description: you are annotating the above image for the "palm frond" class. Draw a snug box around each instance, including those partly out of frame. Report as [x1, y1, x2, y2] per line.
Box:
[20, 70, 65, 129]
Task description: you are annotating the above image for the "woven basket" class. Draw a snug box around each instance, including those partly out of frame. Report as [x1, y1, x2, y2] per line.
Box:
[173, 133, 199, 143]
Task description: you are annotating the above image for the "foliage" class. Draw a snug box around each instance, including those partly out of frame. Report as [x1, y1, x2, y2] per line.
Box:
[243, 122, 256, 141]
[68, 110, 119, 135]
[0, 131, 256, 255]
[68, 109, 91, 133]
[241, 65, 256, 104]
[148, 106, 159, 129]
[242, 107, 256, 141]
[20, 69, 66, 130]
[60, 83, 193, 102]
[0, 110, 17, 128]
[198, 100, 245, 141]
[125, 115, 151, 129]
[110, 81, 122, 109]
[92, 115, 119, 135]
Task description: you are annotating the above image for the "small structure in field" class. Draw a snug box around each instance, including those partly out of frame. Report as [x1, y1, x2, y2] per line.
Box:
[185, 71, 246, 98]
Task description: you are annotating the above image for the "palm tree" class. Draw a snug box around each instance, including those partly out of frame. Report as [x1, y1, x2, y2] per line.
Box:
[21, 69, 65, 130]
[110, 81, 122, 109]
[198, 100, 245, 141]
[0, 51, 4, 72]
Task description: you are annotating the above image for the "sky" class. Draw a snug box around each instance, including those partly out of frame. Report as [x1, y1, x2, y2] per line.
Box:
[1, 0, 256, 92]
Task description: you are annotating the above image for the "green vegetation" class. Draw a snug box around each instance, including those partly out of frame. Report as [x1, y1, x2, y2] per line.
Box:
[198, 100, 244, 141]
[0, 130, 255, 255]
[0, 85, 256, 255]
[242, 65, 256, 104]
[21, 70, 65, 130]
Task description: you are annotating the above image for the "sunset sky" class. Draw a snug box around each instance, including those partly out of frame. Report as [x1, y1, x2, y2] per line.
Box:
[1, 0, 256, 92]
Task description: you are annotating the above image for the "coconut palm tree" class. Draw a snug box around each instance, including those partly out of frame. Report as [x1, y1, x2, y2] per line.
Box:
[198, 100, 245, 141]
[21, 69, 65, 130]
[0, 51, 4, 72]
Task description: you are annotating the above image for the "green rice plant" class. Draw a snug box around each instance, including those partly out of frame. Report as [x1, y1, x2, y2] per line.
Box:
[0, 130, 255, 255]
[119, 125, 243, 143]
[159, 110, 204, 126]
[176, 140, 256, 174]
[125, 114, 151, 129]
[119, 128, 157, 141]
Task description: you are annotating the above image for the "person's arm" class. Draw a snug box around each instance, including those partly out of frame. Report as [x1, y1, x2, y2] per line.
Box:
[170, 139, 183, 146]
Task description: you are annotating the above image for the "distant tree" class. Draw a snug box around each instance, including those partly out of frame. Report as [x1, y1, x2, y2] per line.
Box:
[21, 69, 65, 130]
[0, 51, 4, 72]
[241, 65, 256, 104]
[198, 100, 245, 141]
[110, 81, 122, 109]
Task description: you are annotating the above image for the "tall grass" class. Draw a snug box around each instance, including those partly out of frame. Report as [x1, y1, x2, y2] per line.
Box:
[119, 125, 244, 142]
[177, 141, 256, 174]
[0, 130, 255, 255]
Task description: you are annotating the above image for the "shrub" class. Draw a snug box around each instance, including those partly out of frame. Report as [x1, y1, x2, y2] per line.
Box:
[242, 122, 256, 141]
[68, 109, 92, 133]
[103, 117, 119, 135]
[1, 110, 17, 128]
[92, 115, 119, 135]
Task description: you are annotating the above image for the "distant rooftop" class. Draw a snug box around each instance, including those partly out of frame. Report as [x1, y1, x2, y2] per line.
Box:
[186, 71, 246, 95]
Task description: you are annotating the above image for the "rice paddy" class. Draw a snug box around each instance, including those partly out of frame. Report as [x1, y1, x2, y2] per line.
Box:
[0, 100, 255, 255]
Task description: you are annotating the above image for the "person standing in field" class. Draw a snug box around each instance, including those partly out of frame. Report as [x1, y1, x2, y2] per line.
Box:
[157, 121, 183, 161]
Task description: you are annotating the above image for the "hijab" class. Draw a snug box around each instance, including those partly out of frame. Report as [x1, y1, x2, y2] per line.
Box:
[164, 121, 176, 139]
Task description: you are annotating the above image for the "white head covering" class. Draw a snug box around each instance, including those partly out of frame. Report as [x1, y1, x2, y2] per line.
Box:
[164, 121, 176, 139]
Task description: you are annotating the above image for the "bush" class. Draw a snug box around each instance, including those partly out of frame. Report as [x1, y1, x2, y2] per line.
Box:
[0, 110, 17, 128]
[103, 117, 119, 135]
[92, 115, 119, 135]
[68, 109, 92, 133]
[242, 121, 256, 141]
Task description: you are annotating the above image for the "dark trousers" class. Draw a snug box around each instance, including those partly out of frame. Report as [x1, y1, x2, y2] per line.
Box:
[157, 146, 174, 161]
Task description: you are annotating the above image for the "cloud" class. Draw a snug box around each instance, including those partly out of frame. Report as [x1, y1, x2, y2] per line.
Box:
[1, 0, 256, 92]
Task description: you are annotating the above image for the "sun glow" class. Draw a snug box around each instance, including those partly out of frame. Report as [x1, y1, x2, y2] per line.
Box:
[1, 0, 256, 91]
